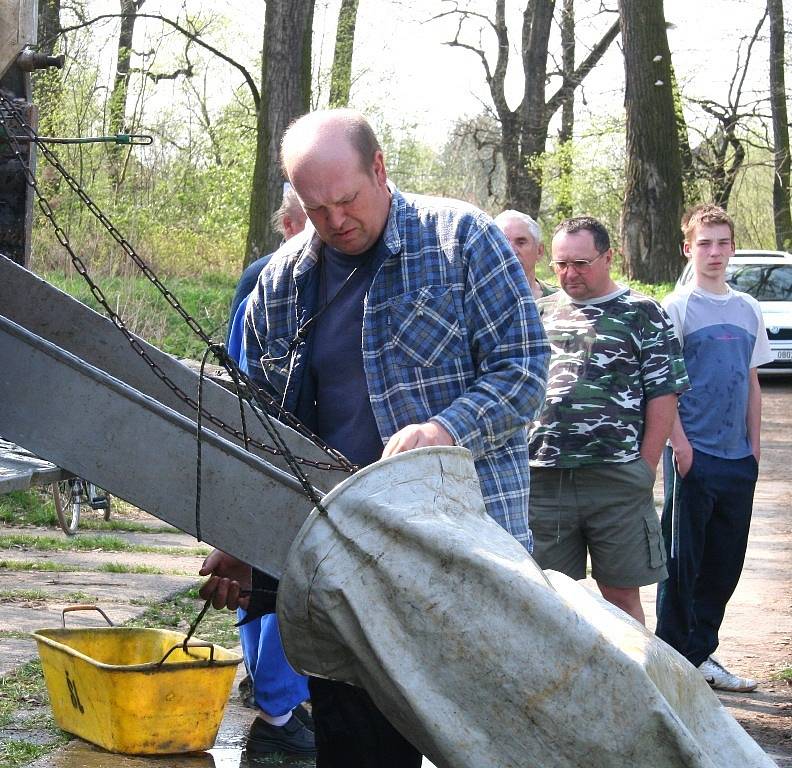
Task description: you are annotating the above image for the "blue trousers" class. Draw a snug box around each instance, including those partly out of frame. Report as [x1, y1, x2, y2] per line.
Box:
[237, 611, 309, 718]
[655, 447, 758, 666]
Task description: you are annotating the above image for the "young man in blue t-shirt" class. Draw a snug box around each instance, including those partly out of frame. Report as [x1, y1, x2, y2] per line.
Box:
[655, 204, 773, 692]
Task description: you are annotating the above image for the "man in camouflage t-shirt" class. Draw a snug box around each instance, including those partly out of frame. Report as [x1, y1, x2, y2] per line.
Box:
[529, 217, 688, 624]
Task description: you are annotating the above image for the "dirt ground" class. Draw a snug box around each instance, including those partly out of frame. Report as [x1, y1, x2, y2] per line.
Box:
[668, 377, 792, 765]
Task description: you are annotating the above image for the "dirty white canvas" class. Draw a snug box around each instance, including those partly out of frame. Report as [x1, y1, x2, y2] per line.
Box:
[278, 447, 776, 768]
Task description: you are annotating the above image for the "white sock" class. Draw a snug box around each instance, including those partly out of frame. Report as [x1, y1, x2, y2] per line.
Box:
[257, 711, 291, 727]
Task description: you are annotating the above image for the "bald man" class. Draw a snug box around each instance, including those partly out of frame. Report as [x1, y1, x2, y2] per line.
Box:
[201, 109, 549, 767]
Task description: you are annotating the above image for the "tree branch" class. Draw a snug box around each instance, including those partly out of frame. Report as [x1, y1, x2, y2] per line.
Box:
[49, 13, 260, 109]
[546, 19, 620, 115]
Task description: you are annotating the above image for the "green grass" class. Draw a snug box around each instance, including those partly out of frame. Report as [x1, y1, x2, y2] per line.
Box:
[0, 590, 49, 603]
[0, 534, 210, 557]
[0, 490, 58, 528]
[61, 518, 177, 534]
[0, 560, 81, 573]
[63, 591, 98, 603]
[0, 559, 190, 576]
[0, 661, 70, 768]
[621, 278, 676, 301]
[41, 271, 236, 360]
[125, 586, 240, 649]
[772, 666, 792, 683]
[0, 740, 52, 768]
[0, 488, 179, 536]
[96, 562, 173, 575]
[0, 661, 48, 729]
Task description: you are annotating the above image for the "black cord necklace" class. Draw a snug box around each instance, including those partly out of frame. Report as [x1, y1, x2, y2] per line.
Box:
[261, 246, 373, 380]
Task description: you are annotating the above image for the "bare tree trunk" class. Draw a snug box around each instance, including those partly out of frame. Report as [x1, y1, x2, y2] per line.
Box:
[245, 0, 314, 265]
[556, 0, 575, 220]
[37, 0, 61, 55]
[105, 0, 144, 191]
[34, 0, 62, 136]
[618, 0, 684, 283]
[109, 0, 144, 136]
[768, 0, 792, 250]
[442, 1, 618, 217]
[329, 0, 359, 108]
[511, 0, 554, 216]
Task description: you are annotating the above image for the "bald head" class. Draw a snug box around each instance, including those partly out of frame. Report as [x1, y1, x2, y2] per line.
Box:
[280, 109, 391, 255]
[281, 109, 382, 179]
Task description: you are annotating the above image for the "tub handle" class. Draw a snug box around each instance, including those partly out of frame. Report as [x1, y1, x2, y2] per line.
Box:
[158, 640, 216, 667]
[61, 605, 114, 627]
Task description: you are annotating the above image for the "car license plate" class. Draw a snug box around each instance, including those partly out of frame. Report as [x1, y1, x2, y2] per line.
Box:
[778, 350, 792, 360]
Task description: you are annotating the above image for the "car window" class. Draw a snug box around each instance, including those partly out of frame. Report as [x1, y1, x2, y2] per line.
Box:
[727, 265, 792, 301]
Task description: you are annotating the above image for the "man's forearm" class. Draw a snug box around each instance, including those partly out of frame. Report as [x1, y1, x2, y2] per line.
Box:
[640, 393, 679, 469]
[433, 354, 547, 459]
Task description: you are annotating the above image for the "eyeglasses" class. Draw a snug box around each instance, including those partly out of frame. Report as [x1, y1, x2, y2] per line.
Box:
[552, 250, 608, 272]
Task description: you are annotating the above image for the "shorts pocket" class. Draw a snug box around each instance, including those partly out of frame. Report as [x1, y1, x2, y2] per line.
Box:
[388, 286, 465, 367]
[637, 456, 657, 483]
[643, 513, 666, 569]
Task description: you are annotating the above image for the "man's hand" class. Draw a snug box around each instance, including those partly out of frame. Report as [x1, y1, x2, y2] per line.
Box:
[198, 549, 252, 610]
[382, 421, 455, 458]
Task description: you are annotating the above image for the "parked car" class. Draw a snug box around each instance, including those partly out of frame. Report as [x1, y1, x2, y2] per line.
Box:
[676, 250, 792, 375]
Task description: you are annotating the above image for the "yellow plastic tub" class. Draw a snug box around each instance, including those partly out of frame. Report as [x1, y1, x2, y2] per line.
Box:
[32, 606, 242, 755]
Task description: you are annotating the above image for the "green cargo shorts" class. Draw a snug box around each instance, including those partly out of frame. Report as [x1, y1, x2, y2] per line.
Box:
[529, 459, 667, 587]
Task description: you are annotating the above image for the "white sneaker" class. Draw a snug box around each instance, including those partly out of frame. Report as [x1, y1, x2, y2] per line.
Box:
[698, 656, 758, 692]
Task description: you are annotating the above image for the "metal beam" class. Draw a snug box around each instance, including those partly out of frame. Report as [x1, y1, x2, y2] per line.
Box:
[0, 313, 318, 579]
[0, 256, 351, 492]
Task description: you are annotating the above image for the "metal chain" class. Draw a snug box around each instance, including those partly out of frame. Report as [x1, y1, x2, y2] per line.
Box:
[0, 95, 355, 487]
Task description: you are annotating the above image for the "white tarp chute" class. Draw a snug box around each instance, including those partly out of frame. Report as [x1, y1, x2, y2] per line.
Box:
[278, 447, 776, 768]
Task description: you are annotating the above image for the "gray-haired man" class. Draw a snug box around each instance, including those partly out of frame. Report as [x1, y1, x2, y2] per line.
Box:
[494, 209, 557, 299]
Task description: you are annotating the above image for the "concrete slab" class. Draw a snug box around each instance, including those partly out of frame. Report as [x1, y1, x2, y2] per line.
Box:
[0, 635, 37, 677]
[0, 548, 206, 573]
[2, 568, 198, 603]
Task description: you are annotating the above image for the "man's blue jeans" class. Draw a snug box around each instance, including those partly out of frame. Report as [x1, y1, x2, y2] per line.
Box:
[237, 611, 309, 717]
[655, 446, 758, 667]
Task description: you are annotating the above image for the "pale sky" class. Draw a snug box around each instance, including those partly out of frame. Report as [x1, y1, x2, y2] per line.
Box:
[77, 0, 775, 150]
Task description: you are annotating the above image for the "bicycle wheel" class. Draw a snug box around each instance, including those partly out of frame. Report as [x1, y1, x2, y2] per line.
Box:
[51, 478, 82, 535]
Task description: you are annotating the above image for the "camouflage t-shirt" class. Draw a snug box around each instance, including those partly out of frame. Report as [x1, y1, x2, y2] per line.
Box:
[528, 286, 688, 468]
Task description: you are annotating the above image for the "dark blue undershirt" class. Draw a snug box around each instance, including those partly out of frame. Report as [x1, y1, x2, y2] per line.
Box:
[304, 239, 384, 468]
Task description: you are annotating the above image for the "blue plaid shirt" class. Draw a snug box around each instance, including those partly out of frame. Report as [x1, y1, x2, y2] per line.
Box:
[243, 187, 549, 549]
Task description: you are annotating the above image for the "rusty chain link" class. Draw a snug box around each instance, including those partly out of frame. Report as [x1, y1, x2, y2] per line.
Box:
[0, 95, 356, 501]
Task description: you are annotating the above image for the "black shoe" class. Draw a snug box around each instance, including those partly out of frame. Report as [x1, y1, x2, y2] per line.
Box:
[292, 701, 314, 731]
[245, 715, 316, 757]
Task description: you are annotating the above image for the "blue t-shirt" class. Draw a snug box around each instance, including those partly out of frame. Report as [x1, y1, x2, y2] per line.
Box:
[302, 240, 385, 468]
[662, 285, 773, 459]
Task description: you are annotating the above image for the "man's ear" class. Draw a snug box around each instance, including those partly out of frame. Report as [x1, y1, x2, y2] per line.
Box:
[372, 150, 387, 185]
[682, 240, 692, 258]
